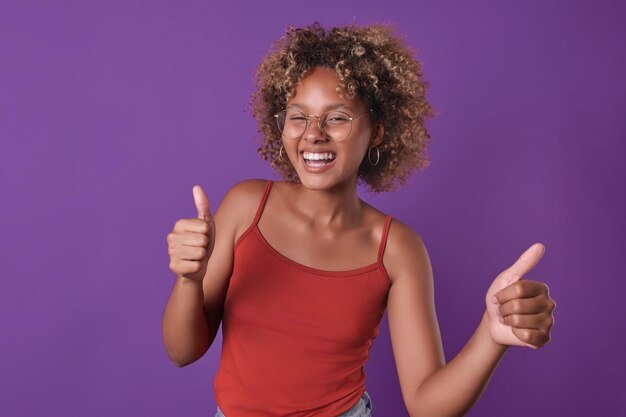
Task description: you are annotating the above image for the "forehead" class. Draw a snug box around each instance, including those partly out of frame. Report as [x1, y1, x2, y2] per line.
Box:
[287, 67, 363, 110]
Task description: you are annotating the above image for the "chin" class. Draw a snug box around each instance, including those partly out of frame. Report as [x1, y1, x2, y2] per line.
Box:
[298, 173, 354, 192]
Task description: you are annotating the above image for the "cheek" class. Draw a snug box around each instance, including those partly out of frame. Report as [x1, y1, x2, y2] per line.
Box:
[348, 137, 372, 161]
[282, 140, 297, 158]
[284, 143, 307, 169]
[337, 145, 368, 169]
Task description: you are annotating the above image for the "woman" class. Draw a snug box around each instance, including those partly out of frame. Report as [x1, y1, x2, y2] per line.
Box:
[162, 22, 556, 417]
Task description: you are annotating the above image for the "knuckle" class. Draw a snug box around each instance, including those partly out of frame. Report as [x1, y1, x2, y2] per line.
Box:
[520, 280, 532, 289]
[505, 314, 514, 326]
[525, 330, 536, 343]
[511, 299, 522, 313]
[519, 329, 532, 342]
[534, 331, 547, 347]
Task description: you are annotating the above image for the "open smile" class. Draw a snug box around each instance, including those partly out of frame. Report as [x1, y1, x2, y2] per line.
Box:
[300, 151, 337, 172]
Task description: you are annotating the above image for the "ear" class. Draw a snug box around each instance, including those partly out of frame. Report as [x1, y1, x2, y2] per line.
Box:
[369, 122, 384, 147]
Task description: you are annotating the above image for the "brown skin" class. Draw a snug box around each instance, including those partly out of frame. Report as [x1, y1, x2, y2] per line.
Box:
[161, 67, 556, 417]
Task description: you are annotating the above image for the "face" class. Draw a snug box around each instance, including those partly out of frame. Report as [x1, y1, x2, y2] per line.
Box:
[281, 66, 383, 191]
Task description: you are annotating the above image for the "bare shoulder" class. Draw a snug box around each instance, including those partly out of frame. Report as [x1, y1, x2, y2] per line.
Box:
[386, 218, 427, 252]
[214, 178, 269, 244]
[221, 178, 268, 204]
[383, 218, 432, 285]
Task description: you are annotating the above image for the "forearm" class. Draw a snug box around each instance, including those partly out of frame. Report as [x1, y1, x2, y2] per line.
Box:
[162, 276, 209, 367]
[409, 311, 508, 417]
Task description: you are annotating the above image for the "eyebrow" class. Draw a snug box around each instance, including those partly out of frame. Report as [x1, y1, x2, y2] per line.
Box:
[287, 103, 356, 112]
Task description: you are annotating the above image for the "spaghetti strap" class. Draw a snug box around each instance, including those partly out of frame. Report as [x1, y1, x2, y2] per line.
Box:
[251, 179, 273, 227]
[377, 215, 393, 263]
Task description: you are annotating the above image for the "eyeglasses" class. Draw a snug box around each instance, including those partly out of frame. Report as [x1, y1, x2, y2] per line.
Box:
[274, 108, 372, 141]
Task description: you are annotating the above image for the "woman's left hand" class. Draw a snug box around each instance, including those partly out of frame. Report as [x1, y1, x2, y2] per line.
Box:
[484, 243, 556, 349]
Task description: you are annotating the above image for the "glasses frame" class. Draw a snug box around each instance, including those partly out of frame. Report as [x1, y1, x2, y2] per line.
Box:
[273, 108, 373, 141]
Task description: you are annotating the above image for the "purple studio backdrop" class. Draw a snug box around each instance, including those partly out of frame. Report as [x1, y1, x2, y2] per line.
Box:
[1, 1, 624, 416]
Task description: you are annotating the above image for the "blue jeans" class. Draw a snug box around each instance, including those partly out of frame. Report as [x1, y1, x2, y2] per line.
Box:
[214, 390, 373, 417]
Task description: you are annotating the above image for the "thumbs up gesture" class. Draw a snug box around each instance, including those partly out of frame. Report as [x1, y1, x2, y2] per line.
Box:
[484, 243, 556, 348]
[166, 185, 216, 282]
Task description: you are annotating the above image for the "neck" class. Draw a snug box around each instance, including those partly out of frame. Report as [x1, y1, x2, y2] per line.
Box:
[292, 176, 363, 227]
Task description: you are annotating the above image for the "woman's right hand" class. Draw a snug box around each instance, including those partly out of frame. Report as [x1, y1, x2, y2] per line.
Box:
[167, 185, 216, 282]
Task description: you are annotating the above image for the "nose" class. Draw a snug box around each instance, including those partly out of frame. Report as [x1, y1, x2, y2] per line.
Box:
[303, 115, 328, 143]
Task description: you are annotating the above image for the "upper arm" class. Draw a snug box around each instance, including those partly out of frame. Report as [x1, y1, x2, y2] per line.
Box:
[201, 179, 267, 346]
[384, 220, 445, 410]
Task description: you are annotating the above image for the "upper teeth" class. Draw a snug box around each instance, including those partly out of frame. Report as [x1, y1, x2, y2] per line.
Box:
[303, 152, 336, 160]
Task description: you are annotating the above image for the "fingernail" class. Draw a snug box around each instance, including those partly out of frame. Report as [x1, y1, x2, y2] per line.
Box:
[491, 295, 498, 304]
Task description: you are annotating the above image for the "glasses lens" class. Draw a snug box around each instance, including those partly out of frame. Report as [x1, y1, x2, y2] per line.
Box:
[321, 111, 352, 141]
[275, 109, 354, 141]
[276, 109, 307, 139]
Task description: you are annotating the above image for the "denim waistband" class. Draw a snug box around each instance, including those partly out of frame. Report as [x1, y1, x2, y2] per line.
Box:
[337, 390, 372, 417]
[214, 390, 373, 417]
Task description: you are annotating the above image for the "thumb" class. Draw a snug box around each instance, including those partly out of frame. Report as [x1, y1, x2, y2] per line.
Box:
[504, 242, 545, 284]
[192, 185, 211, 221]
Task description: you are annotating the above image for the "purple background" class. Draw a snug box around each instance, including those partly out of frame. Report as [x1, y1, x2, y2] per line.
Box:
[1, 1, 624, 416]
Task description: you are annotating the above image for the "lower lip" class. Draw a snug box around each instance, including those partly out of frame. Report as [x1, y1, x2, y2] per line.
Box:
[300, 153, 336, 173]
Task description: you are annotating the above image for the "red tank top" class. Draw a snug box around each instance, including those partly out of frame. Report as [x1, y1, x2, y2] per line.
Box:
[213, 180, 392, 417]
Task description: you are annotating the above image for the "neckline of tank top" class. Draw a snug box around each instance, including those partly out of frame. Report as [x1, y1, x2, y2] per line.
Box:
[250, 223, 391, 279]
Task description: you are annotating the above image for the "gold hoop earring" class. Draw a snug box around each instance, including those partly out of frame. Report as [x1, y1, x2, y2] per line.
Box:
[279, 145, 286, 162]
[367, 146, 380, 166]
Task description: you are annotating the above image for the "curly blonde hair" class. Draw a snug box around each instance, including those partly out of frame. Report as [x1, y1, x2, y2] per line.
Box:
[249, 22, 436, 192]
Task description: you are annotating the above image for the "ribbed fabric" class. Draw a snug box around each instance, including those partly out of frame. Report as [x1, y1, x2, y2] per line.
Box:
[213, 180, 391, 417]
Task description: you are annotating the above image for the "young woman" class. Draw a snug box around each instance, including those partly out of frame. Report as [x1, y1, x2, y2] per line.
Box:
[162, 22, 556, 417]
